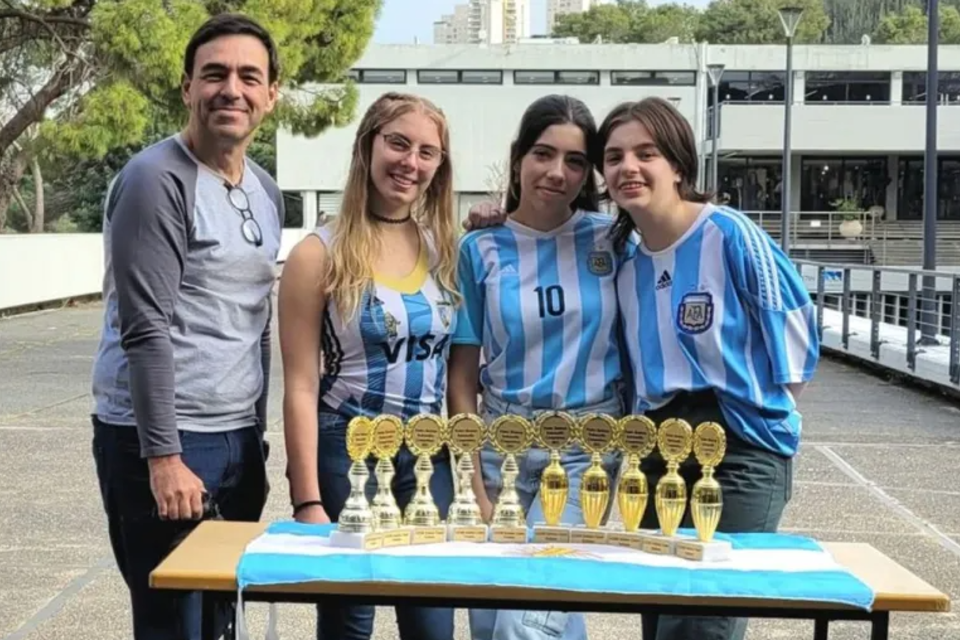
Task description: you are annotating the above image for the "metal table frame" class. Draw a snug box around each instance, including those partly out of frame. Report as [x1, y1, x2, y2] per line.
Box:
[200, 591, 890, 640]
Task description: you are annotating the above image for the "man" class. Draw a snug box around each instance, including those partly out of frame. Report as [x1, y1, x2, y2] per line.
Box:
[90, 13, 282, 640]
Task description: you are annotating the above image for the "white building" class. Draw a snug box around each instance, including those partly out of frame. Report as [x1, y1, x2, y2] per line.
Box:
[547, 0, 597, 33]
[280, 42, 960, 227]
[434, 4, 472, 44]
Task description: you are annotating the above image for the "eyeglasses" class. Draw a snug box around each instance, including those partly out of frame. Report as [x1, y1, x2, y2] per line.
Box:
[379, 132, 445, 167]
[225, 183, 263, 247]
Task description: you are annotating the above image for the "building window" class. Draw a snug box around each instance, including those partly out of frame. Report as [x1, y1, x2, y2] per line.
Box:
[800, 157, 888, 211]
[461, 70, 503, 84]
[514, 70, 598, 85]
[898, 156, 960, 220]
[611, 71, 696, 86]
[902, 71, 960, 104]
[717, 157, 783, 211]
[805, 72, 890, 104]
[708, 71, 784, 104]
[418, 70, 459, 84]
[354, 69, 407, 84]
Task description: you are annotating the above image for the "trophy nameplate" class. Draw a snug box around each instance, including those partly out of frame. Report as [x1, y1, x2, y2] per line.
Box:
[446, 413, 490, 542]
[532, 412, 576, 544]
[675, 422, 732, 562]
[489, 415, 533, 543]
[330, 416, 383, 550]
[570, 414, 617, 544]
[370, 415, 412, 547]
[607, 415, 657, 551]
[640, 418, 693, 555]
[403, 414, 448, 545]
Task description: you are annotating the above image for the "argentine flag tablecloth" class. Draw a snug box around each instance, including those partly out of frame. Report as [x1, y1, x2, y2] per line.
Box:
[236, 522, 875, 611]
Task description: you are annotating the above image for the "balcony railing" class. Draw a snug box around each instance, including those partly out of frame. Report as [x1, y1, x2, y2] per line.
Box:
[739, 210, 878, 249]
[796, 260, 960, 386]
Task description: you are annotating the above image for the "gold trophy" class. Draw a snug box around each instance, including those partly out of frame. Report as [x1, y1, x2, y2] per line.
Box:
[489, 414, 533, 543]
[445, 413, 490, 542]
[641, 418, 693, 555]
[570, 413, 617, 544]
[329, 416, 383, 550]
[606, 415, 657, 550]
[675, 422, 732, 562]
[371, 414, 412, 547]
[403, 413, 448, 545]
[532, 411, 576, 543]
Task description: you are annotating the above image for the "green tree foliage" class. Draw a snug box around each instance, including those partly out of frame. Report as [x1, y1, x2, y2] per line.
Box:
[873, 4, 960, 44]
[695, 0, 831, 44]
[0, 0, 381, 230]
[553, 0, 701, 43]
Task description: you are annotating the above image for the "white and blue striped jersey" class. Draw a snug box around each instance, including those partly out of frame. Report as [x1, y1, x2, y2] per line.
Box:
[315, 224, 456, 420]
[617, 204, 819, 457]
[453, 210, 626, 410]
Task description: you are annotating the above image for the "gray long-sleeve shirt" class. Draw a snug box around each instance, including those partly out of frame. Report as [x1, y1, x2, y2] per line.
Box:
[91, 135, 283, 458]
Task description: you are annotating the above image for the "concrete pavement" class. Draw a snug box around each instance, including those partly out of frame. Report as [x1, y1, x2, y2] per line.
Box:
[1, 302, 958, 640]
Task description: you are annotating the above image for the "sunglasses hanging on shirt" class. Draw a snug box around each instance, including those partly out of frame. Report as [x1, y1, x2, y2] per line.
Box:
[224, 182, 264, 248]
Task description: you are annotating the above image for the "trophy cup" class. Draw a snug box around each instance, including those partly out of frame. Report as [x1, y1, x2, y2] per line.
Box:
[403, 413, 449, 545]
[371, 414, 412, 547]
[606, 415, 657, 550]
[329, 416, 383, 550]
[675, 422, 732, 562]
[640, 418, 693, 555]
[489, 414, 533, 543]
[445, 413, 490, 542]
[570, 413, 617, 544]
[532, 411, 576, 543]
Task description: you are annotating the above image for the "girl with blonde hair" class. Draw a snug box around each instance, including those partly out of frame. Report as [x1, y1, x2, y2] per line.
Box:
[279, 91, 459, 640]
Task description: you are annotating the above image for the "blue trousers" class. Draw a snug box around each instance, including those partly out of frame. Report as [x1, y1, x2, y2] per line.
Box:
[468, 394, 623, 640]
[315, 410, 456, 640]
[639, 391, 793, 640]
[92, 417, 268, 640]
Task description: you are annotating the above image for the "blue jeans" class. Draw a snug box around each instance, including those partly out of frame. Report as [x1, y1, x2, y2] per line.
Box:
[468, 394, 623, 640]
[92, 417, 268, 640]
[315, 410, 456, 640]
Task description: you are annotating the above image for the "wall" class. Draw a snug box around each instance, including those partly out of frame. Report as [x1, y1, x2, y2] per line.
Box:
[0, 230, 311, 312]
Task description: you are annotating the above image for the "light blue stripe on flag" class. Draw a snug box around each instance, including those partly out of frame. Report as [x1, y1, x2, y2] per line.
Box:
[236, 523, 875, 611]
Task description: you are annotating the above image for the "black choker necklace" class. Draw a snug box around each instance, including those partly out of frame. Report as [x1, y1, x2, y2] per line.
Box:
[370, 211, 411, 224]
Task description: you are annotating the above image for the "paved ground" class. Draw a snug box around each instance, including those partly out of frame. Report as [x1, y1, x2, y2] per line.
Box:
[1, 301, 958, 640]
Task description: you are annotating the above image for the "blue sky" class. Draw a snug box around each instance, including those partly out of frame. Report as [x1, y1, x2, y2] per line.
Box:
[372, 0, 713, 44]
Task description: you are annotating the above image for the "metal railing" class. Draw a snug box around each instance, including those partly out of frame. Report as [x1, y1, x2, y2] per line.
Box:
[795, 259, 960, 385]
[741, 210, 878, 249]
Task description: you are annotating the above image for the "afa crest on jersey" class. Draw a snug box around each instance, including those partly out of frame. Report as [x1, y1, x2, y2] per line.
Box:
[588, 251, 614, 276]
[436, 301, 452, 329]
[677, 291, 714, 334]
[383, 310, 399, 338]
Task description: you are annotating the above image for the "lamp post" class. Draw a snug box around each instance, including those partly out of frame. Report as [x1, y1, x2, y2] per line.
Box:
[921, 0, 940, 345]
[706, 63, 725, 193]
[778, 6, 803, 255]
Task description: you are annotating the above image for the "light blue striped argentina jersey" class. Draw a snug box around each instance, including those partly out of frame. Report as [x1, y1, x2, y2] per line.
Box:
[453, 209, 625, 410]
[617, 204, 820, 457]
[315, 223, 457, 420]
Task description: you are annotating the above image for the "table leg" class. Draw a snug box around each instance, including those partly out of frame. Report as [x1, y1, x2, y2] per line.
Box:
[201, 593, 218, 640]
[813, 618, 829, 640]
[870, 612, 890, 640]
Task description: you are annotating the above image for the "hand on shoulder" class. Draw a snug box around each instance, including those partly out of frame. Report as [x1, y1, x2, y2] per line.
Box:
[463, 200, 508, 231]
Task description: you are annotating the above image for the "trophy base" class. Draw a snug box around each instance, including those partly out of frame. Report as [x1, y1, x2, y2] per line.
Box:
[569, 525, 608, 545]
[532, 523, 571, 543]
[490, 524, 528, 543]
[447, 523, 490, 542]
[329, 529, 384, 551]
[638, 530, 688, 555]
[409, 525, 448, 545]
[675, 538, 733, 562]
[606, 529, 644, 551]
[378, 527, 414, 548]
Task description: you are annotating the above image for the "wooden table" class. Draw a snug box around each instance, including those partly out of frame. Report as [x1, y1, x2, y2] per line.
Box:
[150, 521, 951, 640]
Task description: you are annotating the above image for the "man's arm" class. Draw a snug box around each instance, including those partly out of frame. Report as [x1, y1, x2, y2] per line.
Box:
[109, 163, 205, 521]
[109, 165, 189, 458]
[255, 303, 272, 432]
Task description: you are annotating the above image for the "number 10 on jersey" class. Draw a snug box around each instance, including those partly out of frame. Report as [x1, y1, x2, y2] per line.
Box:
[535, 285, 565, 318]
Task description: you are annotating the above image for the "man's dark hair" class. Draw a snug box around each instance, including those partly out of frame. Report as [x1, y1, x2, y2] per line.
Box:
[184, 13, 280, 83]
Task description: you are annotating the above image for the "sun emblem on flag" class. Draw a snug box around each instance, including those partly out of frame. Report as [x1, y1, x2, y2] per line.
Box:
[507, 545, 602, 560]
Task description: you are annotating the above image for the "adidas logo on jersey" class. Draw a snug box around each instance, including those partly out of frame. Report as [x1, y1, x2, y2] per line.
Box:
[500, 264, 517, 276]
[656, 270, 673, 291]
